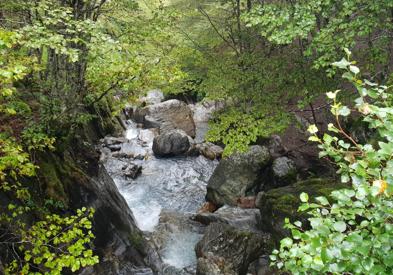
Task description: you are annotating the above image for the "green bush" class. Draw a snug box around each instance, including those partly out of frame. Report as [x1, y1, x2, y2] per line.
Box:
[271, 51, 393, 274]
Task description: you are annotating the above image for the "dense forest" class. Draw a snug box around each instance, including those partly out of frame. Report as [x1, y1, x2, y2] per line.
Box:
[1, 0, 393, 274]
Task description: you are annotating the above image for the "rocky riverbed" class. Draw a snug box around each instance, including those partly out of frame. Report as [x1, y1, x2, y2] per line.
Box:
[98, 90, 339, 275]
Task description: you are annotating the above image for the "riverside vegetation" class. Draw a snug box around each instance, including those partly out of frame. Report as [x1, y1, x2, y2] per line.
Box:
[0, 0, 393, 274]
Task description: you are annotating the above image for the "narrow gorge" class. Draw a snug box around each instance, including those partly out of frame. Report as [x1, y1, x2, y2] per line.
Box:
[91, 91, 340, 274]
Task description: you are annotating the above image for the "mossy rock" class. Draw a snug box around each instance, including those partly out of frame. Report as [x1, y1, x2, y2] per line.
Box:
[256, 178, 347, 242]
[38, 155, 69, 206]
[196, 222, 273, 275]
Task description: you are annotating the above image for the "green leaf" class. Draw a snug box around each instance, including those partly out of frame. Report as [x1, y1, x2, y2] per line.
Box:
[300, 192, 309, 202]
[338, 106, 351, 116]
[332, 58, 351, 69]
[349, 65, 360, 75]
[280, 237, 293, 248]
[333, 221, 346, 233]
[315, 196, 329, 205]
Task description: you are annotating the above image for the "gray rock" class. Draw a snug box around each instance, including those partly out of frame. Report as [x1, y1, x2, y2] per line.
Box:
[116, 142, 149, 160]
[107, 144, 122, 152]
[195, 223, 273, 275]
[112, 152, 135, 159]
[122, 163, 142, 179]
[129, 267, 154, 275]
[206, 146, 271, 206]
[99, 147, 112, 162]
[194, 205, 261, 232]
[152, 130, 191, 157]
[272, 157, 297, 186]
[248, 256, 277, 275]
[197, 257, 237, 275]
[103, 136, 128, 147]
[134, 99, 196, 137]
[197, 143, 223, 160]
[267, 135, 287, 158]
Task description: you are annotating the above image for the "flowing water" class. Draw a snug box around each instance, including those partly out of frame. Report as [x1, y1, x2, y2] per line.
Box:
[103, 120, 218, 271]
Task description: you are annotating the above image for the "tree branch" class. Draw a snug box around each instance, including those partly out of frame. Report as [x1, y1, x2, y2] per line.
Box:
[198, 7, 240, 56]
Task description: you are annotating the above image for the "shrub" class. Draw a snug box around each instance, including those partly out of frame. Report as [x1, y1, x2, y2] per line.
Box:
[271, 51, 393, 274]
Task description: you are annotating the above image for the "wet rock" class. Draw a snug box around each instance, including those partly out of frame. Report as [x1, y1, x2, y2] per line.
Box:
[129, 267, 155, 275]
[112, 152, 135, 159]
[134, 99, 196, 137]
[162, 265, 196, 275]
[152, 130, 191, 157]
[195, 223, 273, 275]
[206, 146, 271, 206]
[107, 144, 122, 152]
[256, 178, 346, 241]
[194, 205, 261, 232]
[197, 143, 223, 160]
[117, 142, 149, 160]
[271, 157, 297, 186]
[103, 136, 128, 147]
[138, 129, 158, 145]
[101, 136, 128, 152]
[122, 163, 142, 179]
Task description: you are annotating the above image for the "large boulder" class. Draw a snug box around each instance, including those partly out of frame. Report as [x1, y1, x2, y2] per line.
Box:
[206, 146, 271, 206]
[256, 178, 346, 241]
[134, 99, 196, 137]
[195, 223, 273, 275]
[152, 130, 191, 157]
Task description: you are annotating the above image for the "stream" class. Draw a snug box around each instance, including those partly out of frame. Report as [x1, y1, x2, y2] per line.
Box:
[103, 117, 218, 273]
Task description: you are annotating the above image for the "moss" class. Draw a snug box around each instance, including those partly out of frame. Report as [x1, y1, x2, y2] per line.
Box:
[272, 194, 298, 216]
[128, 232, 144, 251]
[259, 178, 347, 241]
[36, 148, 93, 209]
[38, 156, 69, 207]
